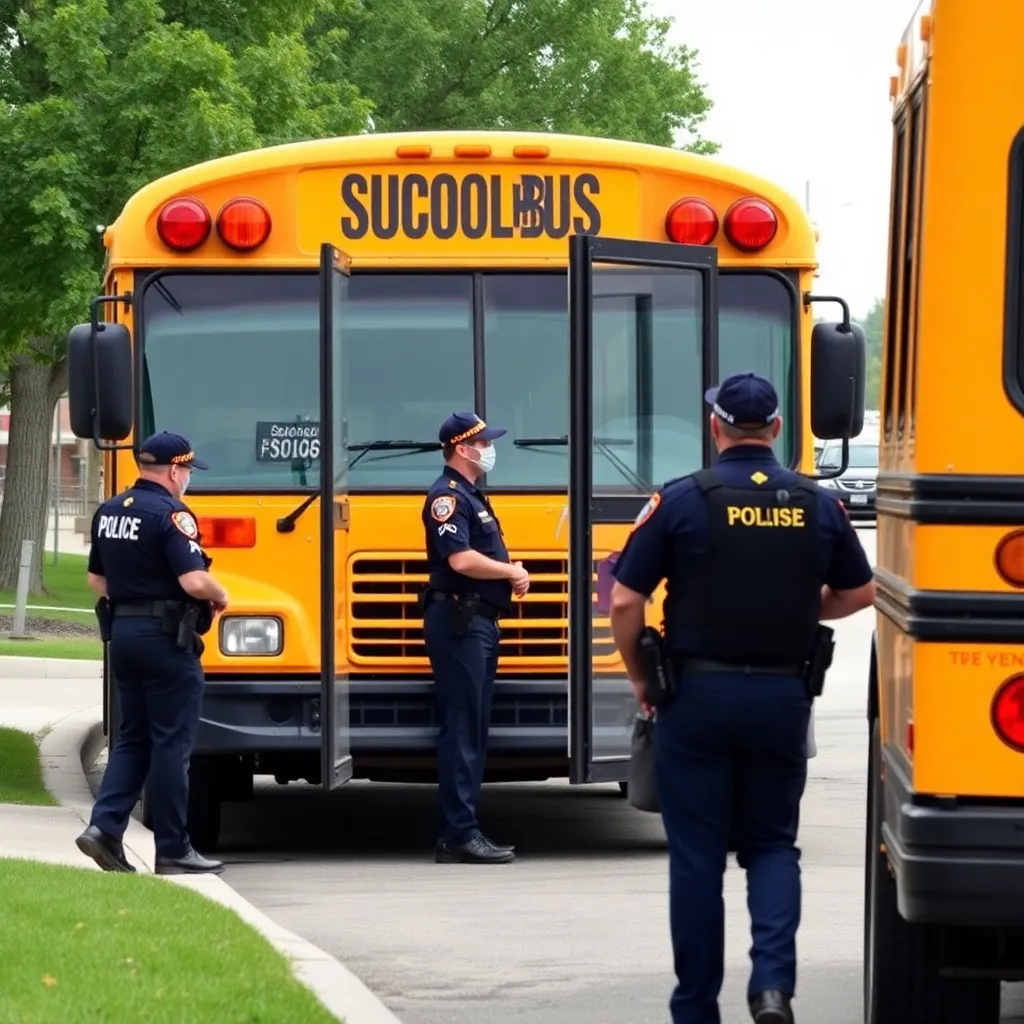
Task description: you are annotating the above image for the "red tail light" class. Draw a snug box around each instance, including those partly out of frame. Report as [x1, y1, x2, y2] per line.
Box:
[216, 197, 272, 252]
[156, 197, 211, 252]
[723, 197, 778, 252]
[197, 516, 257, 548]
[665, 198, 719, 245]
[992, 674, 1024, 752]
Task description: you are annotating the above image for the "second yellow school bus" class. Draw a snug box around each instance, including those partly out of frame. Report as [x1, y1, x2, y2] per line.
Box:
[867, 2, 1024, 1021]
[68, 129, 861, 848]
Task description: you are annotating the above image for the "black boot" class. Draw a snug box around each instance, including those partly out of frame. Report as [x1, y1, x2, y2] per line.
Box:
[155, 846, 225, 875]
[750, 990, 794, 1024]
[75, 825, 136, 873]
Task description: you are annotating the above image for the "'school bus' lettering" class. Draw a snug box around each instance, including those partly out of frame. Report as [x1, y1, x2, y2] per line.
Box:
[338, 171, 602, 241]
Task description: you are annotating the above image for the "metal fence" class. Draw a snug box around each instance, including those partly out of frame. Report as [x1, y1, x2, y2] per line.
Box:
[0, 482, 88, 517]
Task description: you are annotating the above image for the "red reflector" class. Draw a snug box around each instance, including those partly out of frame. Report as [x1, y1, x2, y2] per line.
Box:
[156, 197, 211, 252]
[216, 197, 272, 252]
[906, 721, 914, 756]
[723, 197, 778, 252]
[665, 197, 719, 246]
[197, 516, 256, 548]
[992, 675, 1024, 752]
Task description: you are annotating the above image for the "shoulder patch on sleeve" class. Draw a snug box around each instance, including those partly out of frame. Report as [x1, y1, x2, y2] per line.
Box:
[170, 510, 199, 538]
[632, 492, 661, 530]
[430, 495, 457, 523]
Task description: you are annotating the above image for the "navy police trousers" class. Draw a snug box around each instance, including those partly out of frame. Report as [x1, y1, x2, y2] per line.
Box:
[655, 670, 811, 1024]
[424, 602, 499, 845]
[90, 620, 204, 859]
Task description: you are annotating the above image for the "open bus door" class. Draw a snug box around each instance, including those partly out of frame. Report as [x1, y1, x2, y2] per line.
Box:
[317, 242, 354, 790]
[566, 234, 718, 785]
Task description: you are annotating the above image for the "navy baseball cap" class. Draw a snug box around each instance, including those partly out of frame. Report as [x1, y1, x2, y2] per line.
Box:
[704, 372, 780, 427]
[439, 412, 507, 446]
[138, 431, 209, 470]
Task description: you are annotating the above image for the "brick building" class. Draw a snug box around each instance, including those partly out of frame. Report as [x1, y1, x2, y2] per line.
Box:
[0, 397, 87, 498]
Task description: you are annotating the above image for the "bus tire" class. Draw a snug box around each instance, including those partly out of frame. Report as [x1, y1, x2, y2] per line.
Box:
[864, 717, 1000, 1023]
[186, 754, 223, 853]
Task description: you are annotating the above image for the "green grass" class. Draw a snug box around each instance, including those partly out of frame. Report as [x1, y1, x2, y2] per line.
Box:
[0, 728, 57, 806]
[0, 637, 101, 660]
[0, 859, 343, 1024]
[0, 551, 93, 611]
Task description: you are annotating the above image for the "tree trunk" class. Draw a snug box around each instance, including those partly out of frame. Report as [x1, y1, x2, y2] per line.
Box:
[0, 350, 68, 593]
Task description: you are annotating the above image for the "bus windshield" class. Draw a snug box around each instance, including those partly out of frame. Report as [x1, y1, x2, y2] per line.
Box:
[140, 270, 794, 492]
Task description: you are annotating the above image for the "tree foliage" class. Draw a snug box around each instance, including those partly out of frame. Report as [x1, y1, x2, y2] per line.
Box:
[860, 297, 884, 410]
[0, 0, 718, 591]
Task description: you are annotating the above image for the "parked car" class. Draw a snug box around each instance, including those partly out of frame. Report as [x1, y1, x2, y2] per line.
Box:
[815, 435, 879, 517]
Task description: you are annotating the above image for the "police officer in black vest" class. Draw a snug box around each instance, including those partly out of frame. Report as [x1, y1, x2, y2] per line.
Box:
[422, 412, 527, 864]
[76, 431, 229, 875]
[609, 374, 876, 1024]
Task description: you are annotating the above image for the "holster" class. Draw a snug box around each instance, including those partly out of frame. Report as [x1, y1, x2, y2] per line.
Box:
[637, 626, 675, 708]
[449, 594, 480, 637]
[94, 598, 112, 642]
[804, 624, 836, 699]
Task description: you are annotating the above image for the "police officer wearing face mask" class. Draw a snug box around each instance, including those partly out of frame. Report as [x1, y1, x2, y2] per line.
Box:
[76, 431, 229, 876]
[421, 413, 529, 864]
[609, 374, 876, 1024]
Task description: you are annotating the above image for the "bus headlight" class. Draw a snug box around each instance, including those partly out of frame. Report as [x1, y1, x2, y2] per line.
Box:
[219, 617, 283, 656]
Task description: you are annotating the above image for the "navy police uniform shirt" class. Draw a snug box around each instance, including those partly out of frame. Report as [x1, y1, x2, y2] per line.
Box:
[423, 466, 513, 611]
[612, 444, 874, 654]
[87, 480, 207, 602]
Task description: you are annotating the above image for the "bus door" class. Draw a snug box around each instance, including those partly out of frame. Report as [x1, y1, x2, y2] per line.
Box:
[317, 242, 354, 790]
[566, 234, 718, 785]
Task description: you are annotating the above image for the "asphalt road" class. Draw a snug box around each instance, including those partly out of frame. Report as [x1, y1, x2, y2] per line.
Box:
[209, 527, 1024, 1022]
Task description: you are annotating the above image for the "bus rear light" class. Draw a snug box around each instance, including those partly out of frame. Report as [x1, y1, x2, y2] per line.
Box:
[216, 197, 271, 251]
[156, 197, 211, 252]
[995, 529, 1024, 587]
[396, 145, 431, 159]
[723, 197, 778, 252]
[513, 145, 550, 159]
[665, 197, 719, 246]
[992, 675, 1024, 752]
[454, 144, 492, 158]
[197, 516, 256, 548]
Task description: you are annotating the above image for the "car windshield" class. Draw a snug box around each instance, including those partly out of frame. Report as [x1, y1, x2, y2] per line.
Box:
[819, 441, 878, 470]
[140, 270, 795, 492]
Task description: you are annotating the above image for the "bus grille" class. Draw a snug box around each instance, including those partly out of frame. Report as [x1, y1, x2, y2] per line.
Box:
[348, 553, 616, 668]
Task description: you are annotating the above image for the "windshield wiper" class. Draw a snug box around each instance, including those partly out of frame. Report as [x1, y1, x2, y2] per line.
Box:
[513, 435, 649, 491]
[276, 440, 441, 533]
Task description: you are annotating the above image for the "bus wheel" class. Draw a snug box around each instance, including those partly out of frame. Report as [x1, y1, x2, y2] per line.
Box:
[187, 754, 223, 853]
[864, 717, 1000, 1023]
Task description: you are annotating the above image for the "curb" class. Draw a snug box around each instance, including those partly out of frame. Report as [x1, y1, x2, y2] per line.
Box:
[45, 710, 402, 1024]
[0, 656, 101, 678]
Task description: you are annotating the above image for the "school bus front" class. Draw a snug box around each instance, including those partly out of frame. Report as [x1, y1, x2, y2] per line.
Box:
[78, 130, 821, 845]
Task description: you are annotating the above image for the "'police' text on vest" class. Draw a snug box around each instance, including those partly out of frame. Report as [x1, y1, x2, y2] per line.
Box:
[726, 506, 806, 528]
[97, 515, 142, 540]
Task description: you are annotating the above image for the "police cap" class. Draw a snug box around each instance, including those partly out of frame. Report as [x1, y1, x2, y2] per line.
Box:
[137, 430, 210, 470]
[438, 412, 507, 446]
[704, 372, 780, 427]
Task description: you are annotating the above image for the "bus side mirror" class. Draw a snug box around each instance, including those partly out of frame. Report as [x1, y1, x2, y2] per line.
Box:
[810, 320, 866, 441]
[67, 321, 133, 444]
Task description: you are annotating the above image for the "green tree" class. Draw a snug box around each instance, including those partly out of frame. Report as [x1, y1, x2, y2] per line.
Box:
[0, 0, 371, 592]
[335, 0, 718, 151]
[860, 297, 884, 409]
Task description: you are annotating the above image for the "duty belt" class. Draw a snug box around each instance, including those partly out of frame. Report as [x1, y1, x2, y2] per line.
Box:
[425, 590, 504, 620]
[111, 600, 181, 618]
[675, 656, 804, 677]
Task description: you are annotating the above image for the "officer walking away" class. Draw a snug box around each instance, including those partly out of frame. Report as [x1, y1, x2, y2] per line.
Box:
[608, 373, 876, 1024]
[75, 431, 229, 876]
[422, 412, 528, 865]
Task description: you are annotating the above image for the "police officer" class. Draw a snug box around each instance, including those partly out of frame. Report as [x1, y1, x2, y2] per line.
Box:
[609, 373, 876, 1024]
[76, 431, 229, 876]
[422, 412, 527, 865]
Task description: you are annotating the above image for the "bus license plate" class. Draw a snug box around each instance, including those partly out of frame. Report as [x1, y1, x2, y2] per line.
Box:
[850, 494, 869, 505]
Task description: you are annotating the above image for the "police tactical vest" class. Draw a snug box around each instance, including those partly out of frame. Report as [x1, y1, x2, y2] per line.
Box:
[664, 469, 822, 666]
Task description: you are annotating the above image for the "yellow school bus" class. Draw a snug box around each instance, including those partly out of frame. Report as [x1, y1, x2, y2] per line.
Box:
[66, 129, 864, 849]
[866, 2, 1024, 1020]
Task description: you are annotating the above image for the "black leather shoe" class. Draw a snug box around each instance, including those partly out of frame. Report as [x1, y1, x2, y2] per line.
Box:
[435, 834, 515, 864]
[154, 846, 225, 875]
[750, 989, 794, 1024]
[76, 825, 136, 873]
[480, 835, 515, 853]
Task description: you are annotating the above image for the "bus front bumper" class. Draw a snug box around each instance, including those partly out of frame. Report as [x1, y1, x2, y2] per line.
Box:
[881, 752, 1024, 928]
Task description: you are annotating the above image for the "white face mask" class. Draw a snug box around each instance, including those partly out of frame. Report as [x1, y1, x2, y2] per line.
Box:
[475, 445, 496, 473]
[176, 469, 191, 496]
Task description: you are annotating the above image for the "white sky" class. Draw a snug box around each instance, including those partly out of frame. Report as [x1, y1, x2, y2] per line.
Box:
[652, 0, 915, 318]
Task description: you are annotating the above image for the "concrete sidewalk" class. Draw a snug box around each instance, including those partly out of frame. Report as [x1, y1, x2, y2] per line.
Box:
[0, 657, 401, 1024]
